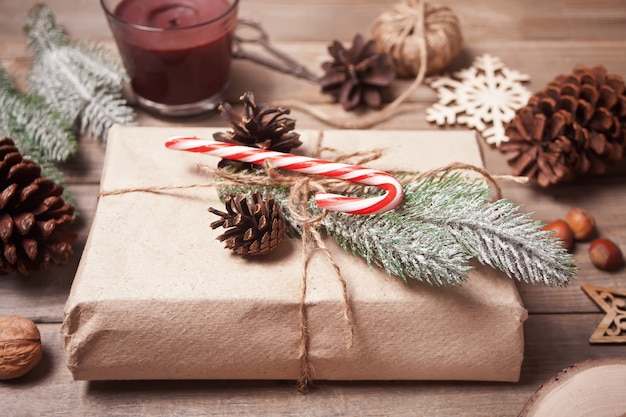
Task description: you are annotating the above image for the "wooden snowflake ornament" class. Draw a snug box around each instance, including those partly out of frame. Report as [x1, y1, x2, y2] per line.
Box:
[426, 54, 531, 147]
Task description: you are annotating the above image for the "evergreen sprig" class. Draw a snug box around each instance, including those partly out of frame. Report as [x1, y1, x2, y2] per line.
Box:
[0, 67, 77, 161]
[326, 174, 576, 286]
[0, 66, 77, 204]
[327, 208, 473, 285]
[23, 4, 135, 142]
[218, 173, 577, 287]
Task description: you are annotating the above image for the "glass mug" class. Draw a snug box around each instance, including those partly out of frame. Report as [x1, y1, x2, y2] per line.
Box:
[101, 0, 239, 117]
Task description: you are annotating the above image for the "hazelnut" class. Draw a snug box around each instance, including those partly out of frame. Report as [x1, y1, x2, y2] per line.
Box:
[588, 238, 624, 271]
[0, 316, 43, 380]
[565, 208, 596, 241]
[542, 219, 575, 252]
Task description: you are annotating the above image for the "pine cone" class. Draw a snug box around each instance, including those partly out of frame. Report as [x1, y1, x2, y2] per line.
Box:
[213, 91, 301, 171]
[501, 65, 626, 187]
[209, 192, 285, 256]
[0, 137, 75, 275]
[319, 34, 395, 110]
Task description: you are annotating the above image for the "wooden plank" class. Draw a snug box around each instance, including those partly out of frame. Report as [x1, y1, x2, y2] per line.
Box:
[0, 0, 625, 414]
[3, 40, 626, 115]
[1, 0, 625, 43]
[1, 314, 622, 416]
[3, 38, 625, 107]
[59, 138, 106, 184]
[521, 313, 626, 380]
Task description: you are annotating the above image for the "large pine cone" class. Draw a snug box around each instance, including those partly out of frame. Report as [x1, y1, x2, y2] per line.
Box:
[0, 137, 75, 275]
[209, 192, 285, 256]
[501, 65, 626, 187]
[213, 91, 301, 171]
[319, 34, 395, 110]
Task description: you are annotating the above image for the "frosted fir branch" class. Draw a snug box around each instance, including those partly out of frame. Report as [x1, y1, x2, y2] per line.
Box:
[66, 42, 128, 87]
[80, 89, 135, 143]
[216, 173, 577, 287]
[449, 199, 575, 286]
[324, 210, 473, 285]
[23, 4, 135, 142]
[0, 68, 77, 207]
[30, 45, 128, 107]
[320, 175, 485, 285]
[399, 174, 577, 286]
[0, 67, 77, 162]
[219, 182, 471, 284]
[22, 3, 69, 53]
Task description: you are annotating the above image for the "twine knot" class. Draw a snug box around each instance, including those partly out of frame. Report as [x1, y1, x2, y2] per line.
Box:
[216, 156, 355, 392]
[282, 172, 354, 392]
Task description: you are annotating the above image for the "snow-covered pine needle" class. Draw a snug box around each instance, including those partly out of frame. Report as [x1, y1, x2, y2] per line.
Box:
[23, 4, 135, 143]
[216, 173, 577, 287]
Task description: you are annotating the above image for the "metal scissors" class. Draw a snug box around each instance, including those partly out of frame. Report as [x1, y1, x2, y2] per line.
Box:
[232, 19, 320, 84]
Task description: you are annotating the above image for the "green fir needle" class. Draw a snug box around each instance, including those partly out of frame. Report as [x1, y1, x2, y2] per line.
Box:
[217, 173, 577, 287]
[23, 4, 135, 143]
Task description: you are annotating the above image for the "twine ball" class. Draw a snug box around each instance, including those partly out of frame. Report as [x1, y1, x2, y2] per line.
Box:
[371, 0, 463, 78]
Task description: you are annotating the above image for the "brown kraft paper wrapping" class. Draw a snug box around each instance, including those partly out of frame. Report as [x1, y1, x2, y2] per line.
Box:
[62, 125, 528, 381]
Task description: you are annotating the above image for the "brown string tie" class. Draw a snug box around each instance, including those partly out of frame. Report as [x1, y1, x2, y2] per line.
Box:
[97, 137, 521, 391]
[285, 174, 354, 391]
[98, 157, 356, 392]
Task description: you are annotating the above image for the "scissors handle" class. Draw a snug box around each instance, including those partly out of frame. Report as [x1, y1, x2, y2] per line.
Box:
[232, 20, 320, 84]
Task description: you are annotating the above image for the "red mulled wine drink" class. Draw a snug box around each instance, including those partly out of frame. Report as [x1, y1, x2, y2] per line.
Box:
[101, 0, 239, 117]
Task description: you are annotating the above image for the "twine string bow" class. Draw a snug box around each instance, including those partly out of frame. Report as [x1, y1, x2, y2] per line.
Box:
[99, 132, 514, 391]
[286, 173, 354, 391]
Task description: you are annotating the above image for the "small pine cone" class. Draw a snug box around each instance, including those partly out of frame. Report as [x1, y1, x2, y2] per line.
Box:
[0, 137, 75, 275]
[209, 192, 285, 256]
[319, 34, 395, 110]
[213, 91, 301, 171]
[502, 65, 626, 187]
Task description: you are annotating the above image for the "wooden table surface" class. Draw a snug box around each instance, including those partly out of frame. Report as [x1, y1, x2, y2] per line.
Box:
[1, 0, 625, 416]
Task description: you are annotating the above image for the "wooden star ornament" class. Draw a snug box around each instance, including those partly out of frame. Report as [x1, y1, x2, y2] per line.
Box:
[581, 284, 626, 344]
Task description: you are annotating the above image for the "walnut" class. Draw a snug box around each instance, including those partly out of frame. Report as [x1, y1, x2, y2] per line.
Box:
[0, 316, 43, 380]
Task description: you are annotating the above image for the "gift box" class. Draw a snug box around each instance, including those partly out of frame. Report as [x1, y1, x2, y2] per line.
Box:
[62, 125, 527, 382]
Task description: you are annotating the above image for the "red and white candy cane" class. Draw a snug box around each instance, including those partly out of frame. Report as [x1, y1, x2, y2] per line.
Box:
[164, 136, 403, 215]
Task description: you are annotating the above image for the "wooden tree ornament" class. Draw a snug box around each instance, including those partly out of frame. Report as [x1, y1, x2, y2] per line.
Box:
[582, 284, 626, 344]
[518, 357, 626, 417]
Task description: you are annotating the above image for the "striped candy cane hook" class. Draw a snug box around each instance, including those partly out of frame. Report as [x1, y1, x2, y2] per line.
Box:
[164, 136, 403, 215]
